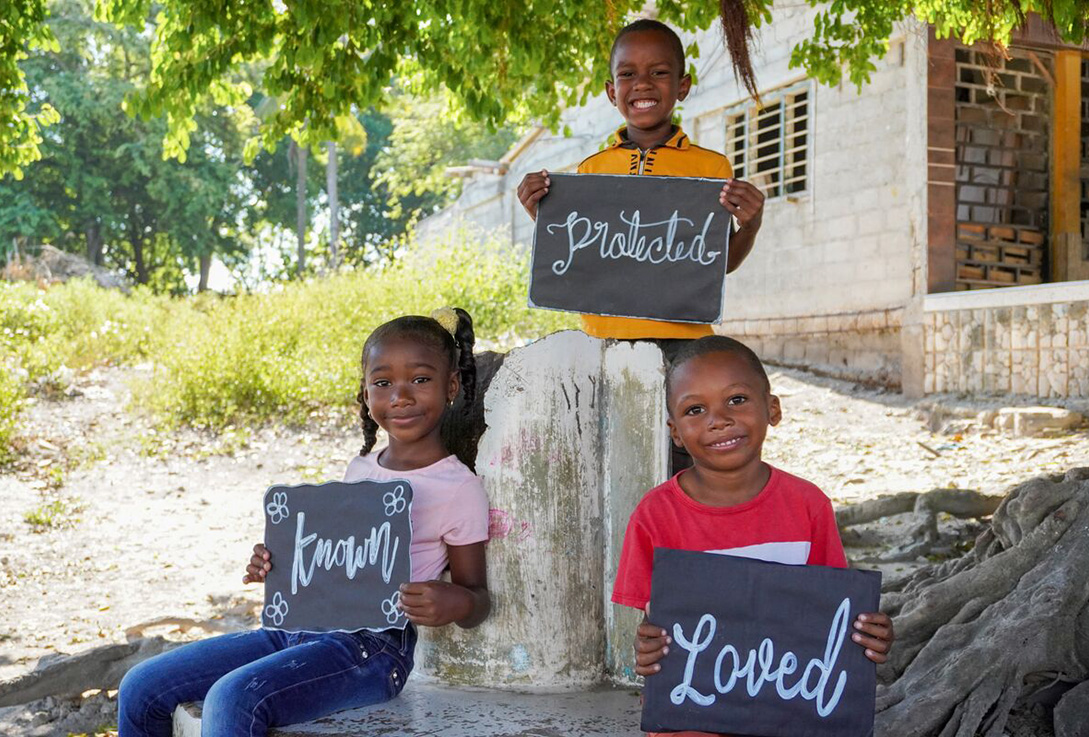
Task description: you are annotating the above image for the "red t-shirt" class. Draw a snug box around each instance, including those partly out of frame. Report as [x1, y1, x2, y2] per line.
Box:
[612, 465, 847, 611]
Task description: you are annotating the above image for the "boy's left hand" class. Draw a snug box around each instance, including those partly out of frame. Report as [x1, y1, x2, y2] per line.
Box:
[852, 612, 894, 664]
[399, 580, 473, 627]
[719, 178, 765, 231]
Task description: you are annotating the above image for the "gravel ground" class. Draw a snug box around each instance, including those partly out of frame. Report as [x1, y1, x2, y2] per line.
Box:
[0, 364, 1085, 735]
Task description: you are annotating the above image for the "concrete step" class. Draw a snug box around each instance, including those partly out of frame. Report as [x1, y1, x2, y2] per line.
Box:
[173, 680, 642, 736]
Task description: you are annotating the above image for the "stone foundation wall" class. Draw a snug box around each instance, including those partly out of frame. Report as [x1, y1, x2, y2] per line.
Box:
[923, 283, 1089, 397]
[718, 308, 905, 388]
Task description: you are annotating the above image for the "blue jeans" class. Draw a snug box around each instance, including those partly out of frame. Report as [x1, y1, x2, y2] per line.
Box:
[118, 625, 416, 737]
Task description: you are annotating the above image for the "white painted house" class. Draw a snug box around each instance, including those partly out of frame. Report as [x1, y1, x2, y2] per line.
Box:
[419, 5, 1089, 399]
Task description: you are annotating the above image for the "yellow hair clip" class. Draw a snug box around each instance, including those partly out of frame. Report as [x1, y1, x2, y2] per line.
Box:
[430, 307, 459, 336]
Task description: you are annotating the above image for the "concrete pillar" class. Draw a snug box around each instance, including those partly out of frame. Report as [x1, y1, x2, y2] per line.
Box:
[414, 331, 669, 689]
[601, 341, 668, 685]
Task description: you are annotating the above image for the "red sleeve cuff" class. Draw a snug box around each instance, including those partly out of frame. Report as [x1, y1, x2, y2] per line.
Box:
[611, 592, 649, 610]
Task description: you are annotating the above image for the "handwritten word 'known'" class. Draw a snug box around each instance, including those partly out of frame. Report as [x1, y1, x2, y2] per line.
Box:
[546, 210, 721, 276]
[669, 598, 852, 717]
[290, 510, 402, 595]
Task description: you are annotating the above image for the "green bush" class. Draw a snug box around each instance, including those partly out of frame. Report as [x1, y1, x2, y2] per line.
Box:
[0, 229, 577, 445]
[0, 280, 166, 380]
[141, 229, 576, 427]
[0, 360, 24, 463]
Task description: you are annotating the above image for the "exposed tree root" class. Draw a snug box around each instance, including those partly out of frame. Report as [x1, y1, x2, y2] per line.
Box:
[837, 488, 1003, 561]
[874, 468, 1089, 737]
[0, 615, 239, 707]
[0, 637, 176, 707]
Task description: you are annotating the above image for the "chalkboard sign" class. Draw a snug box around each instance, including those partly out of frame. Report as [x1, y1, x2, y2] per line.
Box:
[261, 479, 413, 633]
[643, 549, 881, 737]
[530, 173, 731, 323]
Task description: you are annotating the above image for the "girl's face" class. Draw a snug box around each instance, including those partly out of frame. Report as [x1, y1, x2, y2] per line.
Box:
[666, 351, 781, 476]
[363, 337, 459, 446]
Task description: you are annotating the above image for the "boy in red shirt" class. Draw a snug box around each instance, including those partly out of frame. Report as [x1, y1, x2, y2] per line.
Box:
[613, 336, 894, 737]
[518, 19, 766, 341]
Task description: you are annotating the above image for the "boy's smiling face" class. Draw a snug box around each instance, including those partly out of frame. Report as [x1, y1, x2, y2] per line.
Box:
[606, 29, 691, 147]
[667, 351, 781, 478]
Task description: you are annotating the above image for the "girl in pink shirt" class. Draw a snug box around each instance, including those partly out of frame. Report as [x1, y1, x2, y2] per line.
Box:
[119, 308, 490, 737]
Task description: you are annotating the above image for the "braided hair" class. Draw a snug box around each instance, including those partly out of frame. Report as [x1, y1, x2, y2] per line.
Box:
[356, 308, 476, 456]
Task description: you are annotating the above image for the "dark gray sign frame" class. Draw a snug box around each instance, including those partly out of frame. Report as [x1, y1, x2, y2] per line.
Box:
[642, 548, 881, 737]
[529, 173, 731, 323]
[261, 479, 413, 633]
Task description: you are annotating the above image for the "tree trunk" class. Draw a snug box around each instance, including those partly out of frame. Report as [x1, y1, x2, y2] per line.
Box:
[86, 223, 103, 265]
[131, 235, 148, 285]
[198, 252, 212, 292]
[326, 140, 339, 270]
[291, 140, 308, 277]
[875, 467, 1089, 737]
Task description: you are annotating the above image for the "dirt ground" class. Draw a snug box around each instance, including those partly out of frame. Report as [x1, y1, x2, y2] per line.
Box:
[0, 363, 1086, 733]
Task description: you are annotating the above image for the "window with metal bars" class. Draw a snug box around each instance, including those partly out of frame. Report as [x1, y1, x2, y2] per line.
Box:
[725, 85, 809, 199]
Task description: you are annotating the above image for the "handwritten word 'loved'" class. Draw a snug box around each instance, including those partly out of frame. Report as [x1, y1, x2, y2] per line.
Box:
[669, 598, 851, 718]
[546, 210, 721, 276]
[290, 510, 401, 595]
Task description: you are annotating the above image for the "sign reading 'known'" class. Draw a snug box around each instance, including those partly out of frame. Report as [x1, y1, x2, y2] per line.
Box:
[530, 173, 731, 323]
[643, 549, 882, 737]
[261, 479, 413, 633]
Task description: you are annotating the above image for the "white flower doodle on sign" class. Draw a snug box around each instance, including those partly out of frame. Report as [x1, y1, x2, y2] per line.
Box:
[383, 485, 407, 516]
[266, 491, 290, 524]
[264, 591, 290, 626]
[382, 591, 404, 625]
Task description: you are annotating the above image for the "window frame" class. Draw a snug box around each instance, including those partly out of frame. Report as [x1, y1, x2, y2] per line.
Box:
[724, 80, 812, 202]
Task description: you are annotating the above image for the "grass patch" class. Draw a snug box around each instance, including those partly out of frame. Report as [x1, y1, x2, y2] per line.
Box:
[0, 361, 24, 464]
[24, 496, 84, 530]
[0, 229, 577, 446]
[135, 229, 575, 429]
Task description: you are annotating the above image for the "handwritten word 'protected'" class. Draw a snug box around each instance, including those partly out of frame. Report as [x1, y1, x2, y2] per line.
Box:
[546, 210, 721, 276]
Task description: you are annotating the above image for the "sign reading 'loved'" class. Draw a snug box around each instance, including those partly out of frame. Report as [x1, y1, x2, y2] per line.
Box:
[261, 479, 413, 633]
[643, 549, 881, 737]
[530, 173, 731, 323]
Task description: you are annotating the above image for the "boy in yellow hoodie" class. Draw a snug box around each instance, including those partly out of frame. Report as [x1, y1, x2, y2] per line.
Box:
[518, 18, 766, 341]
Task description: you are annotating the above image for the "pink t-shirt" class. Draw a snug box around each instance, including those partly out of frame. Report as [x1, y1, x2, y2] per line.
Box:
[344, 452, 489, 583]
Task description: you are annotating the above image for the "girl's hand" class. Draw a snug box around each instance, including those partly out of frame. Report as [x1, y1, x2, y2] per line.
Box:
[242, 543, 271, 584]
[852, 612, 894, 664]
[719, 178, 765, 231]
[634, 619, 672, 677]
[398, 581, 475, 627]
[517, 169, 550, 220]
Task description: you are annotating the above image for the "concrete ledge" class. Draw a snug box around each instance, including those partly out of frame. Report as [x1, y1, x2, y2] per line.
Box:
[924, 280, 1089, 311]
[172, 680, 641, 736]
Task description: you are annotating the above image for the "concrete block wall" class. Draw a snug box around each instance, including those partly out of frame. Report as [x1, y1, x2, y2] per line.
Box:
[418, 6, 932, 388]
[923, 283, 1089, 397]
[723, 308, 905, 387]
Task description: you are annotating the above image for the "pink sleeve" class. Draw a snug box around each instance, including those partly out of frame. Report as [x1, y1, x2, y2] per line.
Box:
[611, 513, 655, 610]
[441, 478, 490, 546]
[807, 497, 848, 569]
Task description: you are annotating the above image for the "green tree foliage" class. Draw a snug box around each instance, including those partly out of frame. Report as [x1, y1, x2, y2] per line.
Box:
[373, 91, 521, 226]
[0, 0, 60, 178]
[243, 98, 520, 273]
[791, 1, 1086, 90]
[99, 0, 1089, 165]
[3, 2, 1089, 176]
[0, 0, 252, 290]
